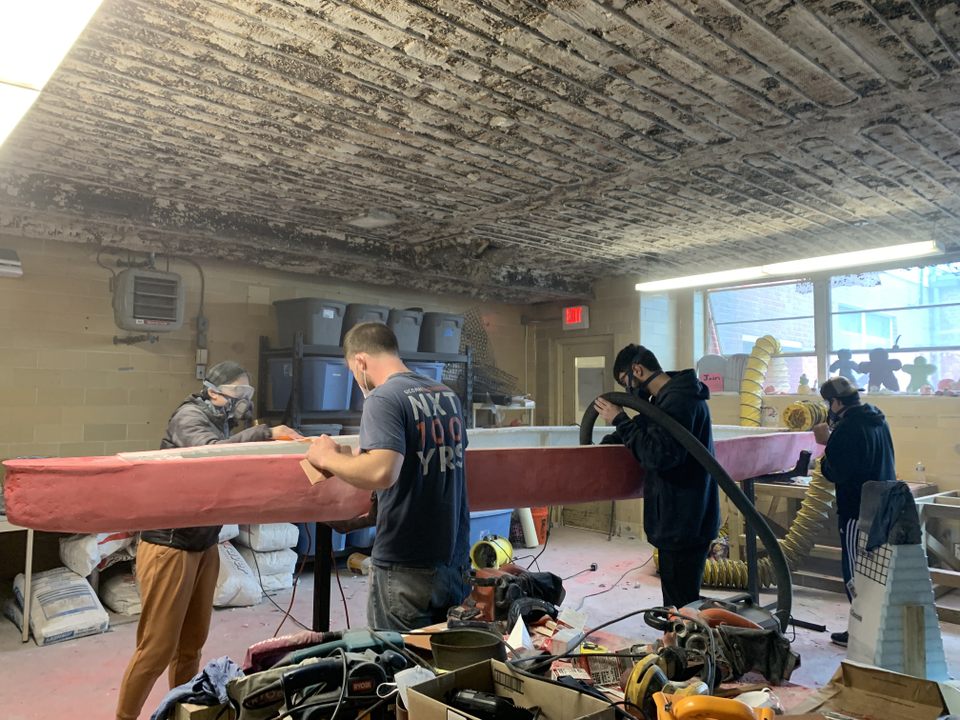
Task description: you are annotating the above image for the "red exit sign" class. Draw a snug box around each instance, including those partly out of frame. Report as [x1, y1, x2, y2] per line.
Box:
[563, 305, 590, 330]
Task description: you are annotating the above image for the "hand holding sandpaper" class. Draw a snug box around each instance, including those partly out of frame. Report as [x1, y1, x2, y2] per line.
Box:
[300, 434, 356, 485]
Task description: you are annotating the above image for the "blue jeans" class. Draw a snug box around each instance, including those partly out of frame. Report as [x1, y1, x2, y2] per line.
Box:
[367, 562, 469, 631]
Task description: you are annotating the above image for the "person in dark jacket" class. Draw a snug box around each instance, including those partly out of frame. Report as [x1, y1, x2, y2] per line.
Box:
[594, 344, 719, 609]
[117, 361, 300, 720]
[812, 376, 896, 647]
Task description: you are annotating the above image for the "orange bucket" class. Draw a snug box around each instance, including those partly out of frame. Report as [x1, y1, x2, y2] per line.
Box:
[531, 506, 549, 544]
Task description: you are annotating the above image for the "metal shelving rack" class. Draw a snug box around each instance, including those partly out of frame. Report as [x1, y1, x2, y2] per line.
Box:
[256, 332, 474, 630]
[257, 333, 474, 430]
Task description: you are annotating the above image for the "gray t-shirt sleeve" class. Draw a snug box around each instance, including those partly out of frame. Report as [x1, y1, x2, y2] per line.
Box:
[359, 393, 406, 455]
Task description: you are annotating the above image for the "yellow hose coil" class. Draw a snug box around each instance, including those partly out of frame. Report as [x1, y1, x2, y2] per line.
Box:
[700, 462, 836, 589]
[782, 400, 828, 431]
[654, 461, 836, 589]
[738, 335, 780, 427]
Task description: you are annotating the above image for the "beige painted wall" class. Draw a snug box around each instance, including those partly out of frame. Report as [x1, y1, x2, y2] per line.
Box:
[0, 235, 526, 469]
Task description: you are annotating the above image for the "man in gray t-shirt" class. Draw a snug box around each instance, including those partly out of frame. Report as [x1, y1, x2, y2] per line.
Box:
[306, 322, 470, 630]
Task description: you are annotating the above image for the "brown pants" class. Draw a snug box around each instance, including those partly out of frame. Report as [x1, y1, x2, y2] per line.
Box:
[116, 540, 220, 720]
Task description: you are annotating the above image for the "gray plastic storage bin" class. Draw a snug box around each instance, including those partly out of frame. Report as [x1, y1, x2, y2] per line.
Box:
[408, 362, 445, 383]
[341, 304, 389, 343]
[388, 309, 423, 353]
[419, 312, 464, 354]
[268, 358, 352, 412]
[274, 298, 345, 347]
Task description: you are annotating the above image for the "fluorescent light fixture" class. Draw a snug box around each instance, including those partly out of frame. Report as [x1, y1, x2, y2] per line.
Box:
[0, 1, 103, 147]
[636, 241, 942, 292]
[0, 248, 23, 278]
[346, 210, 399, 229]
[761, 241, 942, 276]
[0, 84, 40, 148]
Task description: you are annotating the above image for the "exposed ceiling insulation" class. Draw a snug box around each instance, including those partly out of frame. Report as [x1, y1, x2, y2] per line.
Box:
[1, 0, 959, 302]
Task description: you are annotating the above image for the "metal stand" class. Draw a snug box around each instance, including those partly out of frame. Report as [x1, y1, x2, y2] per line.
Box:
[743, 477, 827, 633]
[313, 522, 333, 631]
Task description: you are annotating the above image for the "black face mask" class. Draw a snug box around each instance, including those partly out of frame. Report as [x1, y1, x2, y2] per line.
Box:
[625, 371, 662, 401]
[827, 407, 842, 428]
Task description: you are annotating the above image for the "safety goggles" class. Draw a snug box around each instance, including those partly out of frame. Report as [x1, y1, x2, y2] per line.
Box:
[204, 381, 255, 400]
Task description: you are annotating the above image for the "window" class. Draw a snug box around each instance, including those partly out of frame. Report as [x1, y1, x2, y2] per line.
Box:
[707, 282, 815, 354]
[831, 264, 960, 351]
[706, 281, 816, 392]
[701, 260, 960, 394]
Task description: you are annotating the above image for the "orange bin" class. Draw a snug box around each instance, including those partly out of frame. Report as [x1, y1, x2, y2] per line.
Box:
[531, 506, 550, 545]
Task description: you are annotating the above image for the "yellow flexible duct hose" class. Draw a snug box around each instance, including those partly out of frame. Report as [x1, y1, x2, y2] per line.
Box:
[738, 335, 780, 427]
[700, 463, 836, 589]
[782, 400, 828, 431]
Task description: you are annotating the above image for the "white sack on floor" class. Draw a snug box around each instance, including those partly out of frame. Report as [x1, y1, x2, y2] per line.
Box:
[100, 573, 141, 615]
[238, 547, 297, 578]
[259, 573, 294, 595]
[214, 542, 262, 608]
[59, 532, 137, 577]
[236, 523, 299, 552]
[218, 525, 240, 543]
[14, 567, 110, 646]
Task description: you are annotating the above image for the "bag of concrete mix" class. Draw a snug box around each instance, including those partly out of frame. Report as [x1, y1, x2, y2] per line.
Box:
[219, 524, 240, 543]
[214, 542, 262, 608]
[259, 573, 294, 595]
[13, 567, 109, 646]
[236, 523, 299, 552]
[59, 532, 136, 577]
[100, 572, 141, 615]
[238, 547, 297, 578]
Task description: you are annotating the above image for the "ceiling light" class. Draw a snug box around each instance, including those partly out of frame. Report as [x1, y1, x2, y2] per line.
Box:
[760, 241, 942, 277]
[635, 266, 766, 293]
[346, 210, 399, 229]
[0, 84, 39, 147]
[0, 248, 23, 277]
[635, 241, 943, 292]
[0, 1, 103, 147]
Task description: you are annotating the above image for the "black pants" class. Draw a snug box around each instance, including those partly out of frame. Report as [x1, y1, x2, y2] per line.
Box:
[658, 544, 710, 608]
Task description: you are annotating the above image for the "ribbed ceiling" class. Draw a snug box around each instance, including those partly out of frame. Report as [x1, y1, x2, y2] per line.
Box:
[1, 0, 959, 301]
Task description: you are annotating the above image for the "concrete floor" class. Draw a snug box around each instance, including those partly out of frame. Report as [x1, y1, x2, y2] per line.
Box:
[1, 527, 957, 719]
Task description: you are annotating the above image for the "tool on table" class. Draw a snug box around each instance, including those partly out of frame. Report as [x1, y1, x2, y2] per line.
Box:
[448, 689, 539, 720]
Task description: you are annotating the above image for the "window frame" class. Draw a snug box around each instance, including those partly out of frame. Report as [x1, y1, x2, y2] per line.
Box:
[700, 255, 960, 390]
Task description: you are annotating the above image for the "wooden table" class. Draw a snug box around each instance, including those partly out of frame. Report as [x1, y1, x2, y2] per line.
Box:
[0, 517, 34, 642]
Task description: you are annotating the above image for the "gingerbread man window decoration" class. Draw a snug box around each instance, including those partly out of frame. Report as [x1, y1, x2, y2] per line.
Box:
[858, 347, 903, 392]
[902, 356, 937, 393]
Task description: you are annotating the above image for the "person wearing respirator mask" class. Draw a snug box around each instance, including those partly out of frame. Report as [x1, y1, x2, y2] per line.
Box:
[117, 361, 301, 720]
[812, 376, 896, 648]
[593, 344, 719, 609]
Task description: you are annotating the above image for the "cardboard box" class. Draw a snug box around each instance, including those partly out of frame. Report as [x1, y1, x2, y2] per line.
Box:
[787, 661, 950, 719]
[406, 659, 615, 720]
[173, 703, 235, 720]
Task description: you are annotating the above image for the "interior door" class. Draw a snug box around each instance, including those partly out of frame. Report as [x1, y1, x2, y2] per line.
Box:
[556, 336, 617, 532]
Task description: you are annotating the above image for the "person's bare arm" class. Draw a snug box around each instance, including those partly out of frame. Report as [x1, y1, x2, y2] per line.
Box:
[306, 435, 403, 491]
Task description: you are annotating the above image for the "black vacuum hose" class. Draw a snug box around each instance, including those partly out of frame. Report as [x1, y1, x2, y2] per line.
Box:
[580, 393, 792, 631]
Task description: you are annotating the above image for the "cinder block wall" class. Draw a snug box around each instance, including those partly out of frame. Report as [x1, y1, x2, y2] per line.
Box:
[0, 236, 524, 470]
[0, 235, 526, 577]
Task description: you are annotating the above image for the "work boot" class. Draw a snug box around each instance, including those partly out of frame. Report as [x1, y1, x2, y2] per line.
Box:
[830, 631, 848, 647]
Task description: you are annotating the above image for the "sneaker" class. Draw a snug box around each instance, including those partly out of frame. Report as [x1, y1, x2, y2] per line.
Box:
[830, 631, 848, 647]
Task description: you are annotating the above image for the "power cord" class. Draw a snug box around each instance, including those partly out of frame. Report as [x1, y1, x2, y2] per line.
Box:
[562, 563, 598, 581]
[332, 548, 351, 629]
[573, 555, 653, 611]
[525, 526, 551, 570]
[244, 541, 311, 635]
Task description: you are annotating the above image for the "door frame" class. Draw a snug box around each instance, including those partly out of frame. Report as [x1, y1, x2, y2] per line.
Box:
[551, 334, 615, 425]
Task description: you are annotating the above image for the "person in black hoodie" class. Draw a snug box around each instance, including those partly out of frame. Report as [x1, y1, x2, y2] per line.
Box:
[594, 344, 719, 609]
[117, 361, 300, 720]
[813, 376, 896, 647]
